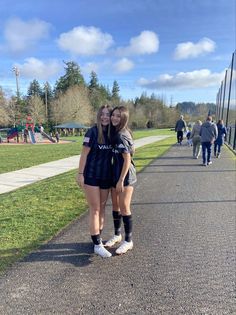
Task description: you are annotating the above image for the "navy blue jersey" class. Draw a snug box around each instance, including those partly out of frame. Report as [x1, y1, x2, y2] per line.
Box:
[112, 129, 137, 186]
[83, 125, 112, 181]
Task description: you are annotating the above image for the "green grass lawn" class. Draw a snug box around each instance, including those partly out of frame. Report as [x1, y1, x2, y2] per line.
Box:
[0, 128, 174, 173]
[132, 128, 173, 139]
[0, 140, 82, 174]
[0, 135, 175, 274]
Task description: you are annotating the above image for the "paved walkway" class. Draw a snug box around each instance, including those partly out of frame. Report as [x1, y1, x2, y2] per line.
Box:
[0, 143, 235, 314]
[0, 135, 169, 194]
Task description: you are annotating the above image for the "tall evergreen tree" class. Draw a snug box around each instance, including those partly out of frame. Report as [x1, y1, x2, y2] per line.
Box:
[88, 72, 112, 111]
[88, 71, 100, 111]
[27, 79, 43, 98]
[111, 80, 120, 105]
[100, 84, 111, 98]
[54, 61, 85, 95]
[42, 82, 54, 124]
[88, 71, 99, 90]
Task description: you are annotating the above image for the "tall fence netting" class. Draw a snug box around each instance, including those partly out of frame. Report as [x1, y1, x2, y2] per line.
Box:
[216, 50, 236, 150]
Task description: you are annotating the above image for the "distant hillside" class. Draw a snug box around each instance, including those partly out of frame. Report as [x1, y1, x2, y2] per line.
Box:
[176, 102, 216, 117]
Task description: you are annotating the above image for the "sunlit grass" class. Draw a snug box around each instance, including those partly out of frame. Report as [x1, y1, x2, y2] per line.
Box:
[133, 128, 173, 139]
[0, 170, 87, 273]
[0, 141, 82, 174]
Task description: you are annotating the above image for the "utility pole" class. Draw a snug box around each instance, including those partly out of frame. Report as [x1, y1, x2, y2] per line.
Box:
[12, 66, 20, 101]
[170, 95, 173, 107]
[44, 82, 48, 121]
[12, 66, 20, 127]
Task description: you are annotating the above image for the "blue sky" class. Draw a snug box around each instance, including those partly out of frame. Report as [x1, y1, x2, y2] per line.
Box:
[0, 0, 235, 104]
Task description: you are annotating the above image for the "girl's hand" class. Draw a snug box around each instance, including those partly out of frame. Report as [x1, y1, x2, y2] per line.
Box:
[116, 179, 124, 193]
[76, 173, 84, 189]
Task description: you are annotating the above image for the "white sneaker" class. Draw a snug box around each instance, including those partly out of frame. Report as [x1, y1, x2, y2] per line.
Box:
[104, 234, 122, 248]
[116, 241, 133, 255]
[94, 244, 112, 258]
[207, 161, 212, 165]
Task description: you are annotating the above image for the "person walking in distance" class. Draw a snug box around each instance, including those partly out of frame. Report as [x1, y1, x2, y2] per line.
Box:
[200, 116, 218, 166]
[104, 106, 137, 255]
[190, 120, 202, 159]
[214, 119, 227, 158]
[175, 115, 187, 145]
[76, 105, 113, 258]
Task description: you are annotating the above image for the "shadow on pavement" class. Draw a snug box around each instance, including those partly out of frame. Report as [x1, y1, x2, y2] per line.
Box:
[23, 242, 93, 268]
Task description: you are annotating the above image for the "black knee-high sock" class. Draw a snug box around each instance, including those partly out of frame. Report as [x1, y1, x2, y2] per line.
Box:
[113, 211, 122, 236]
[122, 215, 132, 242]
[91, 234, 101, 245]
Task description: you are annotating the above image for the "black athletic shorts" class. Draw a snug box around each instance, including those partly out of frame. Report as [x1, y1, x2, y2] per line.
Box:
[84, 177, 111, 189]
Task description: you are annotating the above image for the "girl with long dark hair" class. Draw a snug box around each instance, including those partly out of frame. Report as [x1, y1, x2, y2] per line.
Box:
[77, 105, 113, 258]
[105, 106, 137, 255]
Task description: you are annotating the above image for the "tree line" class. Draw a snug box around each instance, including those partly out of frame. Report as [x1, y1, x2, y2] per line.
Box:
[0, 61, 216, 130]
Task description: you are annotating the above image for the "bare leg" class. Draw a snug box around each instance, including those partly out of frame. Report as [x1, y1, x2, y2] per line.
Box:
[111, 188, 120, 212]
[99, 189, 110, 231]
[117, 186, 134, 216]
[196, 141, 201, 157]
[84, 185, 109, 235]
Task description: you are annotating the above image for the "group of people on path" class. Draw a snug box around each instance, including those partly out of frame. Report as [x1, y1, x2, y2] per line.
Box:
[76, 105, 136, 258]
[175, 115, 227, 166]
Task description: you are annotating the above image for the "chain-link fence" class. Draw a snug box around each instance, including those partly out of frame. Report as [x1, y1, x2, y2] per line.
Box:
[216, 50, 236, 151]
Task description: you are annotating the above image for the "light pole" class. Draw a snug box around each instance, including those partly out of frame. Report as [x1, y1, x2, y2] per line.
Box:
[12, 66, 20, 128]
[12, 66, 20, 101]
[44, 82, 48, 121]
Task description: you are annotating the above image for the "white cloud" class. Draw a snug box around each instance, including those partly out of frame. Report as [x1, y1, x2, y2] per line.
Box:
[174, 37, 216, 60]
[113, 58, 134, 73]
[82, 62, 100, 75]
[116, 31, 159, 56]
[4, 17, 51, 54]
[57, 26, 114, 55]
[15, 58, 62, 80]
[138, 69, 225, 90]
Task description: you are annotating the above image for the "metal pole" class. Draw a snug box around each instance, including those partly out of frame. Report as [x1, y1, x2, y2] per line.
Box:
[225, 51, 235, 128]
[45, 82, 48, 121]
[221, 70, 227, 119]
[12, 67, 20, 127]
[12, 67, 20, 100]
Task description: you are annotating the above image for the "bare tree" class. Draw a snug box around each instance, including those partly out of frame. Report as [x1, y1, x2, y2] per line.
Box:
[0, 88, 11, 126]
[4, 98, 18, 126]
[0, 106, 10, 126]
[51, 85, 93, 125]
[27, 95, 46, 124]
[130, 107, 147, 129]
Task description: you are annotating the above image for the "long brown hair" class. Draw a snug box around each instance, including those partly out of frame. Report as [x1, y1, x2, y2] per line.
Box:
[111, 106, 132, 137]
[96, 105, 112, 144]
